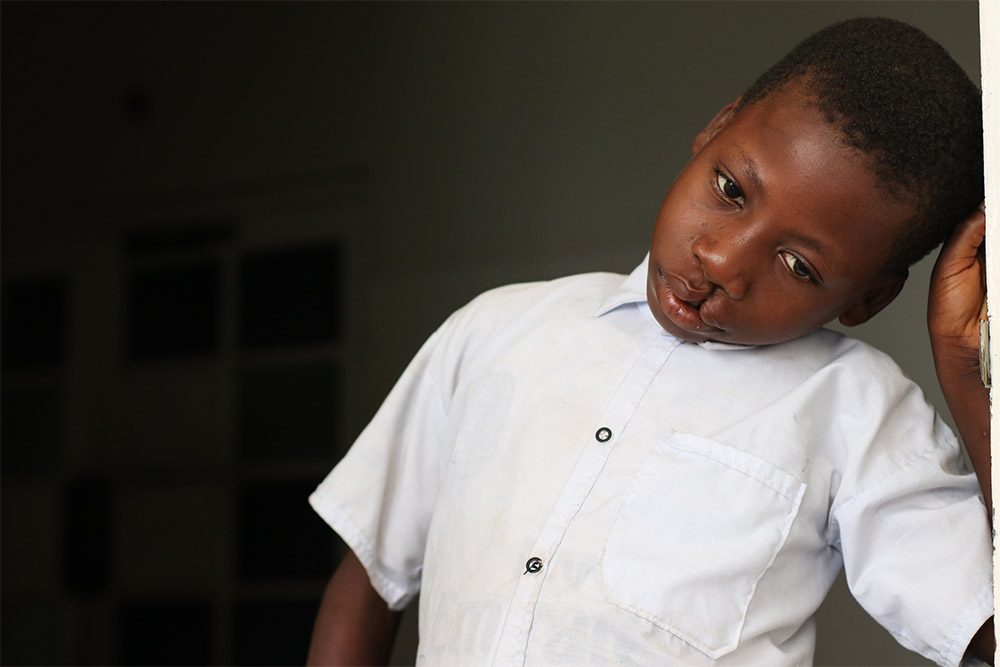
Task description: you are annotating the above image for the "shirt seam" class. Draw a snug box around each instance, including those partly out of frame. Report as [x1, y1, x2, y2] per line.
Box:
[308, 492, 417, 611]
[829, 446, 942, 522]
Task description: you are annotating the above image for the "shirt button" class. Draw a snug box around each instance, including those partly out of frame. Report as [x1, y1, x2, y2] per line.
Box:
[524, 557, 543, 574]
[595, 427, 612, 443]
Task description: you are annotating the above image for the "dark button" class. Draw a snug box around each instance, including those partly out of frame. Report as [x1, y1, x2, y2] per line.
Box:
[595, 427, 612, 443]
[524, 557, 543, 574]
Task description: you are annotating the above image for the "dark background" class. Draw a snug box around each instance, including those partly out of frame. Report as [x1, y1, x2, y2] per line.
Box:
[1, 2, 980, 664]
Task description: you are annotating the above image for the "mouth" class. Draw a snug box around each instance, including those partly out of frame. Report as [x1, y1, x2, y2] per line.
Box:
[661, 285, 715, 331]
[652, 267, 723, 335]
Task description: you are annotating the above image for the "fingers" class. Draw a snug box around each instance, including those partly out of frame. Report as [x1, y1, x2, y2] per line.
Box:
[940, 204, 986, 263]
[959, 203, 986, 245]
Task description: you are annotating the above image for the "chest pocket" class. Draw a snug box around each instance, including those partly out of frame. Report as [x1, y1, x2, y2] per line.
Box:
[598, 432, 806, 659]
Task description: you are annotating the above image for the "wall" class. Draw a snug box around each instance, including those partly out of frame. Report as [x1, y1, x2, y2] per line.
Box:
[1, 2, 981, 664]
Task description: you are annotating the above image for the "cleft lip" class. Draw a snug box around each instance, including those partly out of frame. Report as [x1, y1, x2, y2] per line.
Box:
[671, 277, 714, 310]
[651, 261, 725, 339]
[681, 295, 705, 309]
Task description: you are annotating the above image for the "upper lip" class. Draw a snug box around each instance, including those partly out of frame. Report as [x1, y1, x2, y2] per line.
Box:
[668, 273, 714, 309]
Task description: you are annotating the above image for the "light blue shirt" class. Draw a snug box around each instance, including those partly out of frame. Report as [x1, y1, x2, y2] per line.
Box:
[310, 258, 992, 666]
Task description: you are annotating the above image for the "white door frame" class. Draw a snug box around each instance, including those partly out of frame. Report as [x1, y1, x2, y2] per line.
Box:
[979, 0, 998, 654]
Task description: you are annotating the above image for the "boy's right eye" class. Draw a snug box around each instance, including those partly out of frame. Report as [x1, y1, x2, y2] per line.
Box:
[715, 171, 745, 206]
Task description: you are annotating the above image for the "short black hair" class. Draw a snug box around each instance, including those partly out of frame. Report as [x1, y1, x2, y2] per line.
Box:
[737, 17, 982, 274]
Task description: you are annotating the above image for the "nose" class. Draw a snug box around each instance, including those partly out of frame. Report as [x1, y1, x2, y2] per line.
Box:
[691, 226, 751, 300]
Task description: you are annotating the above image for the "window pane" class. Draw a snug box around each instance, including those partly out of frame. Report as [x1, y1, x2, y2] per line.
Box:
[1, 277, 67, 370]
[236, 480, 339, 582]
[239, 363, 340, 463]
[118, 599, 213, 666]
[232, 599, 318, 666]
[61, 478, 110, 596]
[127, 261, 219, 360]
[239, 244, 342, 348]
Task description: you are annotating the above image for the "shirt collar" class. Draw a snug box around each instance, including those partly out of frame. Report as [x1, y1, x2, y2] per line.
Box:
[595, 253, 757, 352]
[594, 254, 650, 317]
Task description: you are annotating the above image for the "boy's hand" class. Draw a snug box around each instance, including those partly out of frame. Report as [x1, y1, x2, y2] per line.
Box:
[929, 205, 995, 665]
[928, 203, 987, 367]
[927, 203, 990, 506]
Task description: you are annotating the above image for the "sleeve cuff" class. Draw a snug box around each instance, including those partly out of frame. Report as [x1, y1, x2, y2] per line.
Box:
[309, 489, 421, 611]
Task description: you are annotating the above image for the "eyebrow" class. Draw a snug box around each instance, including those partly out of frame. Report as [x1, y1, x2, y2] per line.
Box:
[735, 148, 765, 198]
[788, 231, 832, 258]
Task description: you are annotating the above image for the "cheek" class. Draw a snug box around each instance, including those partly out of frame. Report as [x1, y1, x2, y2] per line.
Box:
[652, 201, 703, 247]
[740, 288, 811, 324]
[767, 293, 843, 333]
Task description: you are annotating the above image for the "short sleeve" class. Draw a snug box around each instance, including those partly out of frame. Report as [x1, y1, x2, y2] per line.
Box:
[308, 311, 466, 611]
[831, 411, 993, 667]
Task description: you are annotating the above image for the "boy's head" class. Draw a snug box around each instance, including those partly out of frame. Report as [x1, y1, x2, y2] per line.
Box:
[738, 17, 983, 274]
[646, 17, 982, 346]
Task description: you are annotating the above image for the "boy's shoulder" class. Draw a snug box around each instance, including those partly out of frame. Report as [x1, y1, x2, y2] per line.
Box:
[475, 269, 628, 304]
[429, 269, 633, 362]
[459, 269, 630, 324]
[760, 328, 934, 415]
[783, 327, 911, 376]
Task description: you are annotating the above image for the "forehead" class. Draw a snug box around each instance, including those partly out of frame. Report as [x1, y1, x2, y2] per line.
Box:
[712, 89, 915, 279]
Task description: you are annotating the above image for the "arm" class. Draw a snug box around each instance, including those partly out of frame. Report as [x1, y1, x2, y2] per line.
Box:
[306, 550, 402, 666]
[927, 205, 995, 664]
[929, 206, 991, 515]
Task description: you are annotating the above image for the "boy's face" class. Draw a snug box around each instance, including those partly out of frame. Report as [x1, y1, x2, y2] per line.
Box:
[647, 84, 914, 346]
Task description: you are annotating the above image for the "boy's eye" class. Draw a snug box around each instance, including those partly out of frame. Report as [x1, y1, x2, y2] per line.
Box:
[715, 171, 745, 205]
[779, 251, 816, 282]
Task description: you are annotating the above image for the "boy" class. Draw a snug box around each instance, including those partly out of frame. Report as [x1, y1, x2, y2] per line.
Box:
[308, 17, 993, 666]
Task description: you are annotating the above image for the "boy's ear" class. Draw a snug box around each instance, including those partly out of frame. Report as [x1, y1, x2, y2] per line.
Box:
[838, 271, 908, 327]
[692, 96, 743, 154]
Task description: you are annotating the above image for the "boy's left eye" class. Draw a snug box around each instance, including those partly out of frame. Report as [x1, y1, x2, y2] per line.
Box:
[715, 171, 745, 205]
[779, 251, 816, 282]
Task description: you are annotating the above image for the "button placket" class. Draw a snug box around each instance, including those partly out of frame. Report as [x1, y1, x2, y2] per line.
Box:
[490, 337, 679, 665]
